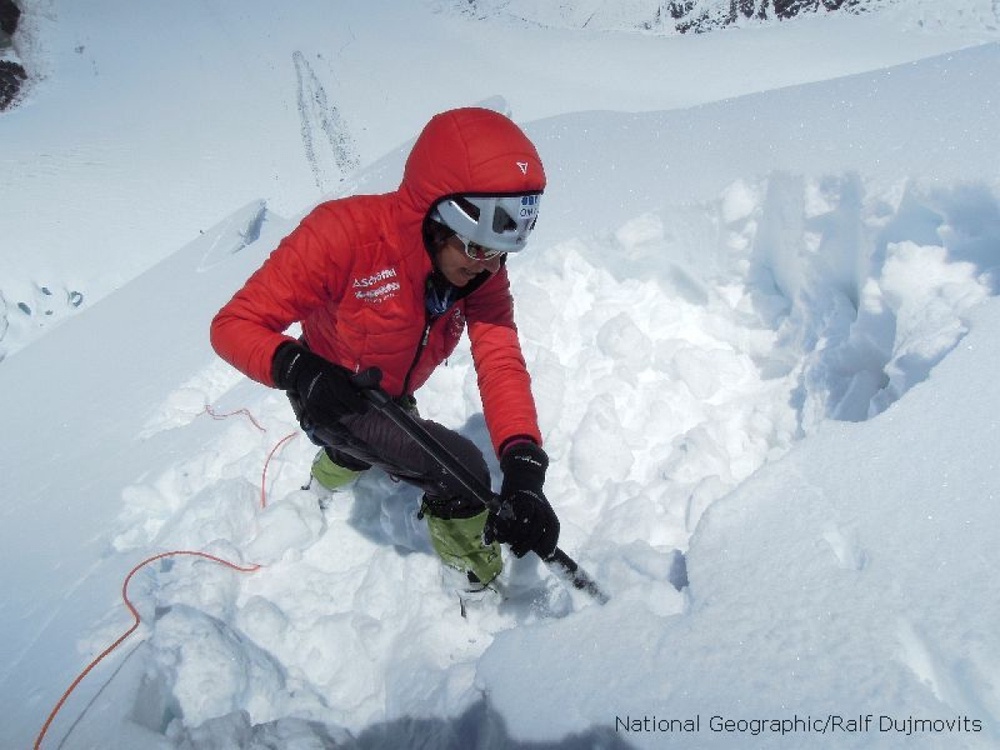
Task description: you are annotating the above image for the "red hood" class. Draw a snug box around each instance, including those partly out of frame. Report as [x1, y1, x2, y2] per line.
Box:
[398, 107, 546, 224]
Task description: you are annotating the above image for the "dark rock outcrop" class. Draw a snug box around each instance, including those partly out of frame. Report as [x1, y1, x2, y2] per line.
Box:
[0, 0, 20, 36]
[670, 0, 874, 33]
[0, 0, 23, 111]
[0, 58, 26, 109]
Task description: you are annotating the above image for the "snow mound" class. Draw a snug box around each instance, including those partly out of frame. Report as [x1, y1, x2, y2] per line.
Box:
[81, 163, 998, 747]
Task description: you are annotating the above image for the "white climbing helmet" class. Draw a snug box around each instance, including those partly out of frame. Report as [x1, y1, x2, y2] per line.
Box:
[431, 193, 542, 255]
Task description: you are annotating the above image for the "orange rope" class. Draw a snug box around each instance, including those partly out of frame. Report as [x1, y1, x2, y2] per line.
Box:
[36, 406, 302, 748]
[202, 405, 267, 432]
[33, 551, 260, 749]
[202, 404, 299, 508]
[260, 432, 299, 509]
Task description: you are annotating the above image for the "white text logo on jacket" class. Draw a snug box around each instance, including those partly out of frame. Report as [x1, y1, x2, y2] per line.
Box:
[353, 267, 400, 303]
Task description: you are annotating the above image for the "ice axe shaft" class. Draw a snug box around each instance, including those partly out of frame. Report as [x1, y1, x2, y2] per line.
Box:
[359, 382, 609, 604]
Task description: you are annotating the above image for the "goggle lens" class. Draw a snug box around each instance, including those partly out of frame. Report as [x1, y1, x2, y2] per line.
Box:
[454, 234, 505, 261]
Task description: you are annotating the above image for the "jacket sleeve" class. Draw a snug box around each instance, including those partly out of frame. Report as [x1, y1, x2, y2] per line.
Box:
[465, 267, 543, 455]
[210, 206, 349, 386]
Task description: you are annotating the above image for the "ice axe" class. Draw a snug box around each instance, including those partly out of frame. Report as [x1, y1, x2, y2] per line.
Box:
[354, 368, 610, 604]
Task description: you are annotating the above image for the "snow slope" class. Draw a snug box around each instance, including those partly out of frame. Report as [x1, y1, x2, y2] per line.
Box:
[2, 0, 996, 358]
[2, 1, 1000, 748]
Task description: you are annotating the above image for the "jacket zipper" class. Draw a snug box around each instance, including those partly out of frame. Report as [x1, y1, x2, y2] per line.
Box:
[401, 266, 490, 396]
[401, 318, 432, 397]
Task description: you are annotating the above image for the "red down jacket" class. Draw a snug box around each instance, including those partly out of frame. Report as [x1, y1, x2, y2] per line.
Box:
[210, 107, 546, 455]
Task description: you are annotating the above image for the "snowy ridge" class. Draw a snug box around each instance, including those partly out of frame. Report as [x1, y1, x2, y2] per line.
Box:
[442, 0, 1000, 35]
[4, 0, 997, 361]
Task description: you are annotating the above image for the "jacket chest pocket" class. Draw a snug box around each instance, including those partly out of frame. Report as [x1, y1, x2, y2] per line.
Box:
[338, 282, 422, 355]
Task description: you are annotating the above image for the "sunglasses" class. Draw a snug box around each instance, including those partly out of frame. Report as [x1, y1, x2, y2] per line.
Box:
[452, 233, 506, 262]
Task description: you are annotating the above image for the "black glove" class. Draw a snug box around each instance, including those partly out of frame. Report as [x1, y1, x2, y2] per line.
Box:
[272, 342, 368, 426]
[484, 442, 560, 559]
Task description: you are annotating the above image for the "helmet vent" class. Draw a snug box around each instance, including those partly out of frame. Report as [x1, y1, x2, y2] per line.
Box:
[454, 197, 480, 221]
[493, 206, 517, 234]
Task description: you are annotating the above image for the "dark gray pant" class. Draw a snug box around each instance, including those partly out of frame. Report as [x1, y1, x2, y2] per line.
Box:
[292, 393, 491, 519]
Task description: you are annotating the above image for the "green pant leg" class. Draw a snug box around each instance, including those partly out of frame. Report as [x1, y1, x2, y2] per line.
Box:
[423, 506, 503, 586]
[311, 449, 362, 491]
